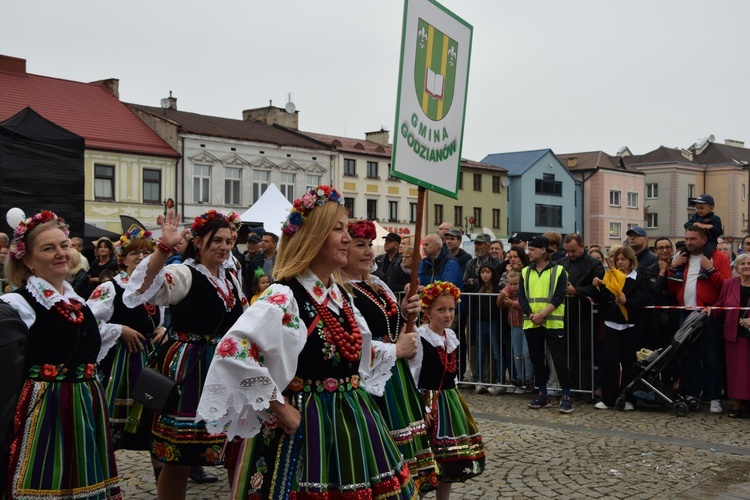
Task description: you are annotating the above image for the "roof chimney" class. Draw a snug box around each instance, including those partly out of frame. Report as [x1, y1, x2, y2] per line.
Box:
[242, 104, 299, 130]
[90, 78, 120, 98]
[365, 129, 390, 146]
[0, 55, 27, 74]
[725, 139, 745, 148]
[160, 91, 177, 110]
[566, 156, 578, 168]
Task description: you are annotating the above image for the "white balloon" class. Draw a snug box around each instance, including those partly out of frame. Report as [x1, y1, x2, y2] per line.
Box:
[6, 207, 26, 229]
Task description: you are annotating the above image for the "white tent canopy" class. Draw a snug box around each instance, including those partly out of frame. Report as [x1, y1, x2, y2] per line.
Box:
[239, 183, 292, 233]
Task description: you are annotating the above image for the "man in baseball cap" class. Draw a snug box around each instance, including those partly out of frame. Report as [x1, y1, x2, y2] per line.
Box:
[375, 232, 402, 277]
[626, 226, 657, 272]
[508, 232, 528, 250]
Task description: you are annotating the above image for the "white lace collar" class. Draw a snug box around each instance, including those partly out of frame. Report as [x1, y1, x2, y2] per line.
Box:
[26, 276, 82, 309]
[296, 269, 345, 309]
[420, 325, 459, 354]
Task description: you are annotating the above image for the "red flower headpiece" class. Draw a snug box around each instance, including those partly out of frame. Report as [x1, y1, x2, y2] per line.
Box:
[420, 281, 461, 310]
[282, 185, 344, 236]
[10, 210, 69, 260]
[347, 220, 376, 240]
[115, 225, 155, 264]
[191, 210, 242, 237]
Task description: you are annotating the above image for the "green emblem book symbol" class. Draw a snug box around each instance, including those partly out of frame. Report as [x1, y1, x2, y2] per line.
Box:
[414, 18, 458, 122]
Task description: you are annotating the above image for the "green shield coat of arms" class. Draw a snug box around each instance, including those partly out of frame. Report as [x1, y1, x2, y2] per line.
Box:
[414, 18, 458, 122]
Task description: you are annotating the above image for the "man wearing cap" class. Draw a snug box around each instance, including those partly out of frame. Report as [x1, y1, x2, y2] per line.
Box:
[463, 233, 499, 290]
[444, 229, 472, 272]
[517, 236, 574, 414]
[626, 226, 657, 272]
[508, 232, 527, 251]
[242, 233, 263, 292]
[375, 232, 402, 278]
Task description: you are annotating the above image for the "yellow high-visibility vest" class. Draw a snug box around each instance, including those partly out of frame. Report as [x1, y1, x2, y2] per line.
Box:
[522, 263, 566, 330]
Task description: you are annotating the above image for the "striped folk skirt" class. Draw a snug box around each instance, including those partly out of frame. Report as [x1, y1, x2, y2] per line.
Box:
[424, 388, 485, 483]
[150, 339, 226, 466]
[231, 381, 415, 499]
[373, 358, 437, 494]
[7, 366, 121, 499]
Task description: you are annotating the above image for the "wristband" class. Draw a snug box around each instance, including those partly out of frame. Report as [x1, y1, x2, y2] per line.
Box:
[156, 240, 174, 253]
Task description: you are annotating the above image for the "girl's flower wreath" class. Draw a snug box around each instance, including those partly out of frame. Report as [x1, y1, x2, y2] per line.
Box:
[347, 220, 376, 240]
[282, 185, 344, 236]
[115, 225, 155, 265]
[10, 210, 69, 260]
[419, 281, 461, 310]
[191, 210, 242, 237]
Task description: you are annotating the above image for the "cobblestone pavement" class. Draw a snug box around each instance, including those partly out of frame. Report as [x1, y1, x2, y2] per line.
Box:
[117, 392, 750, 498]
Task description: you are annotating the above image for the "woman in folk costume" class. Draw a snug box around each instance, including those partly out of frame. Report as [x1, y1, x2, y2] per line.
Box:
[1, 210, 121, 499]
[196, 185, 415, 499]
[87, 227, 167, 464]
[123, 209, 245, 500]
[338, 219, 438, 494]
[410, 281, 485, 500]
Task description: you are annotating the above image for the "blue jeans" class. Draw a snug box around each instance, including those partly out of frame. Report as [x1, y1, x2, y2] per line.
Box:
[474, 319, 505, 383]
[511, 325, 533, 383]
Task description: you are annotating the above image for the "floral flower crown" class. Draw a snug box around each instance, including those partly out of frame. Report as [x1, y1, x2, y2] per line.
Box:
[282, 185, 344, 236]
[420, 281, 461, 310]
[115, 225, 155, 264]
[348, 220, 376, 240]
[10, 210, 69, 260]
[191, 210, 242, 237]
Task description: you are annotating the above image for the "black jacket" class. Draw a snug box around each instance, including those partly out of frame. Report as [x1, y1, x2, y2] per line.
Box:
[592, 272, 651, 326]
[559, 252, 605, 299]
[386, 260, 411, 293]
[374, 252, 401, 278]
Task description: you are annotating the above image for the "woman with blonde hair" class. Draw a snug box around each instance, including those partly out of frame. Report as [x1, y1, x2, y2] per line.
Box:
[67, 247, 90, 297]
[197, 186, 415, 499]
[1, 210, 121, 498]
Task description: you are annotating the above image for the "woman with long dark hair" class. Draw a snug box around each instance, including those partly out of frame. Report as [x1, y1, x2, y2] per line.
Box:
[123, 210, 245, 500]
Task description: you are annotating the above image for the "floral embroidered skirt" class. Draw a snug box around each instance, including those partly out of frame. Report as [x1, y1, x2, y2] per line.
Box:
[101, 339, 155, 450]
[7, 369, 122, 499]
[231, 382, 415, 499]
[151, 339, 225, 465]
[373, 358, 437, 494]
[424, 388, 485, 483]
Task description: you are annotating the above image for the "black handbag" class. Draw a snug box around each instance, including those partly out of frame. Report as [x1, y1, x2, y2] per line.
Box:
[132, 365, 181, 413]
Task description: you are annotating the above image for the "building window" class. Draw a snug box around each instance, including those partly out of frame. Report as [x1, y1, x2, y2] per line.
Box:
[344, 197, 355, 218]
[627, 192, 638, 208]
[743, 184, 747, 201]
[454, 206, 463, 228]
[252, 170, 269, 203]
[306, 174, 321, 191]
[193, 164, 210, 203]
[492, 209, 501, 229]
[95, 164, 115, 200]
[344, 158, 356, 177]
[688, 184, 695, 200]
[473, 174, 482, 191]
[434, 204, 443, 226]
[492, 176, 501, 193]
[647, 213, 658, 229]
[535, 204, 562, 227]
[609, 190, 621, 207]
[473, 207, 482, 227]
[388, 201, 398, 222]
[367, 161, 379, 179]
[535, 173, 562, 196]
[609, 222, 621, 239]
[367, 199, 378, 220]
[458, 173, 463, 190]
[409, 202, 417, 223]
[387, 163, 398, 181]
[224, 167, 241, 205]
[646, 183, 658, 199]
[280, 172, 295, 203]
[143, 168, 161, 203]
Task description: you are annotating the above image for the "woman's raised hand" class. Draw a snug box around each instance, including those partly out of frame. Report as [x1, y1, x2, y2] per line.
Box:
[157, 210, 189, 249]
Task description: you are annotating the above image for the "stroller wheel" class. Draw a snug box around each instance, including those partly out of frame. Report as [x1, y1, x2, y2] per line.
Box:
[674, 402, 689, 417]
[615, 396, 626, 411]
[687, 398, 701, 412]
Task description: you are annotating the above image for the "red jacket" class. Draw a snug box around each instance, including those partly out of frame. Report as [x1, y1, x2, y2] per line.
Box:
[668, 250, 731, 306]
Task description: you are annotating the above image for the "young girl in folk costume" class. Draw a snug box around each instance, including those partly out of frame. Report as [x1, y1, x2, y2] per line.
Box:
[498, 270, 535, 394]
[123, 209, 246, 500]
[411, 281, 485, 500]
[338, 219, 438, 494]
[1, 211, 121, 499]
[196, 186, 414, 499]
[87, 226, 167, 471]
[249, 268, 270, 305]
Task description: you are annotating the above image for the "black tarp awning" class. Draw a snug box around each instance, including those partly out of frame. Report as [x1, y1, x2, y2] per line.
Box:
[0, 107, 85, 237]
[84, 222, 121, 242]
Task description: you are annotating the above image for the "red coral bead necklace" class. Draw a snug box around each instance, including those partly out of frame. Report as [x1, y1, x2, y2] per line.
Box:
[54, 298, 85, 325]
[311, 294, 363, 362]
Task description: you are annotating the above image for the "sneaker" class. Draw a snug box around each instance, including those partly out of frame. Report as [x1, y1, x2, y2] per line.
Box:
[594, 401, 609, 410]
[475, 385, 488, 395]
[624, 402, 635, 411]
[514, 386, 526, 395]
[528, 392, 551, 409]
[524, 382, 536, 394]
[488, 386, 506, 395]
[559, 395, 574, 414]
[710, 399, 723, 414]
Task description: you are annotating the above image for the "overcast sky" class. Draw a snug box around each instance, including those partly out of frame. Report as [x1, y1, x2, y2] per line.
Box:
[3, 1, 749, 161]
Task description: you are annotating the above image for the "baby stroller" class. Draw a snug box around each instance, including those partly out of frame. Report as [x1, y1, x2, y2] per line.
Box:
[615, 310, 707, 417]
